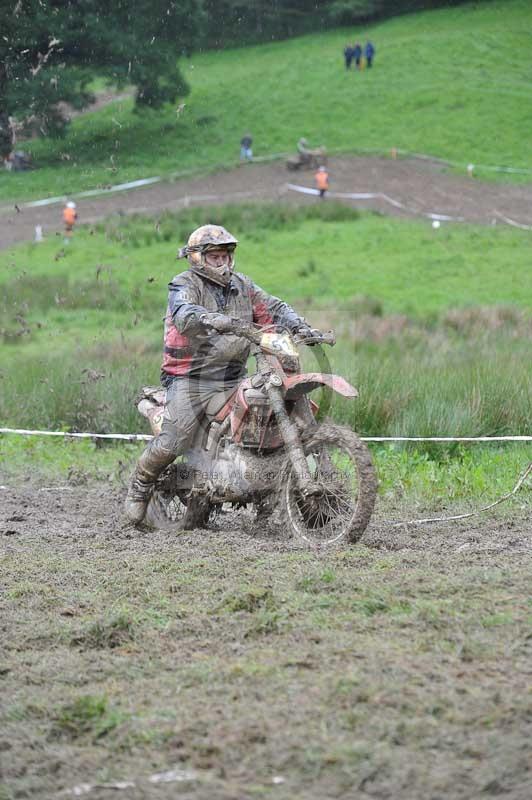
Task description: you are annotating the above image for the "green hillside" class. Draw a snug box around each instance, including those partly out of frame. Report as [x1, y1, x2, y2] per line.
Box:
[1, 0, 531, 202]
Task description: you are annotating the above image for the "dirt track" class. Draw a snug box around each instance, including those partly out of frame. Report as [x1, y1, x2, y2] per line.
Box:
[2, 479, 531, 799]
[2, 481, 531, 555]
[3, 155, 532, 249]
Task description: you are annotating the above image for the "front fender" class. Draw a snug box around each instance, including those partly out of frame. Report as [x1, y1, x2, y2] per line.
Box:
[283, 372, 358, 400]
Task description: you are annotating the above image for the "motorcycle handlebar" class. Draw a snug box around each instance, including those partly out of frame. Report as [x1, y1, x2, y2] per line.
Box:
[199, 314, 335, 348]
[299, 330, 336, 347]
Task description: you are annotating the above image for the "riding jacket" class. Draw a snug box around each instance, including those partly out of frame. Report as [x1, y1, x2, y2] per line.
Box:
[162, 269, 304, 384]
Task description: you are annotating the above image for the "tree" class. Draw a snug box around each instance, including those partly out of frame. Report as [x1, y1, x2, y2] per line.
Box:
[200, 0, 486, 48]
[0, 0, 203, 158]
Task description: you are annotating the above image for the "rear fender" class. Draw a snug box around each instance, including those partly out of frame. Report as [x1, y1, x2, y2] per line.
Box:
[284, 373, 358, 400]
[137, 386, 167, 437]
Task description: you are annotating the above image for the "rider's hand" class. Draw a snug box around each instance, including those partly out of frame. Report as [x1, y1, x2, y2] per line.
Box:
[296, 324, 322, 345]
[200, 312, 235, 333]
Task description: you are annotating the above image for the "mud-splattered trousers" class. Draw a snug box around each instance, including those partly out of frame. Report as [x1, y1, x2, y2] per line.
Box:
[134, 269, 306, 483]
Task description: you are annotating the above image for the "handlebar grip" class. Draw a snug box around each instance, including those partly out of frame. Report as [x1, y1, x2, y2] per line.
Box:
[320, 330, 336, 346]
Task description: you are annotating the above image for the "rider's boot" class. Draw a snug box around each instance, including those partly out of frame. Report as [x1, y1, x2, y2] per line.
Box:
[124, 442, 175, 524]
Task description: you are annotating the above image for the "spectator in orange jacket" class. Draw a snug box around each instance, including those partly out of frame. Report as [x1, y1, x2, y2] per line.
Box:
[314, 166, 329, 199]
[63, 201, 77, 237]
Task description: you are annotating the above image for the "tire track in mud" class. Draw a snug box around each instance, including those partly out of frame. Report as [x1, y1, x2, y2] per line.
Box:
[1, 482, 530, 556]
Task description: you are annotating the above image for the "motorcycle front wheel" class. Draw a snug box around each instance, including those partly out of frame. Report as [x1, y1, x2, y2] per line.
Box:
[281, 423, 377, 546]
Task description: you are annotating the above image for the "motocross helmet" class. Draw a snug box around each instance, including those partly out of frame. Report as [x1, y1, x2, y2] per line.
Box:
[177, 224, 238, 287]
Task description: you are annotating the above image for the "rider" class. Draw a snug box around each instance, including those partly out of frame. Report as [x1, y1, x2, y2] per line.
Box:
[297, 137, 309, 156]
[124, 224, 314, 524]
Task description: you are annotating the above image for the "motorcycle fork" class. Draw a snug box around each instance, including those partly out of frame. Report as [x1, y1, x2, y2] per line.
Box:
[251, 347, 321, 499]
[265, 383, 321, 498]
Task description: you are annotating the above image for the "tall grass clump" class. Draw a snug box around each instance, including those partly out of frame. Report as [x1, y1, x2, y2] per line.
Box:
[329, 332, 531, 452]
[1, 325, 529, 442]
[0, 349, 158, 434]
[99, 203, 361, 249]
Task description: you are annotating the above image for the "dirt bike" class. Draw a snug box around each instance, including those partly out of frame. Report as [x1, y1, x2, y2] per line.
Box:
[286, 147, 327, 171]
[137, 319, 377, 546]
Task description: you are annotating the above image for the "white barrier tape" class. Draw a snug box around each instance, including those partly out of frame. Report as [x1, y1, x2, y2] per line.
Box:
[0, 427, 150, 442]
[428, 212, 460, 222]
[286, 183, 465, 222]
[287, 184, 384, 202]
[362, 436, 532, 442]
[286, 183, 320, 196]
[466, 164, 532, 175]
[379, 192, 406, 210]
[1, 428, 531, 443]
[494, 211, 532, 231]
[25, 177, 163, 208]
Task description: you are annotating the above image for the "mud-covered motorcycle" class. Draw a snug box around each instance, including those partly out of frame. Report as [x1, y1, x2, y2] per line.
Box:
[137, 319, 377, 545]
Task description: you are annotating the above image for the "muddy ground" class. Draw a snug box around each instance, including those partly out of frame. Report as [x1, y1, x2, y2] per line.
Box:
[1, 478, 531, 799]
[2, 155, 532, 250]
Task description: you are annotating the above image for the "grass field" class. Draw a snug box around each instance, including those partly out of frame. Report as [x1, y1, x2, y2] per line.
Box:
[1, 0, 532, 203]
[1, 204, 530, 440]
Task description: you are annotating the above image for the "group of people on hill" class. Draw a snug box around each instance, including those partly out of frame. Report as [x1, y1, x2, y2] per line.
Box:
[343, 40, 375, 70]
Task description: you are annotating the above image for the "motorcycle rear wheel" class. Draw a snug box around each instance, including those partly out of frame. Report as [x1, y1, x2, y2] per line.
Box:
[145, 490, 214, 530]
[144, 490, 186, 528]
[281, 423, 377, 546]
[144, 462, 214, 530]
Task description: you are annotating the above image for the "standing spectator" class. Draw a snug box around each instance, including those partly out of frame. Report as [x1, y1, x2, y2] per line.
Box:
[365, 40, 375, 68]
[343, 44, 353, 70]
[353, 42, 362, 70]
[240, 133, 253, 162]
[314, 166, 329, 199]
[63, 201, 77, 241]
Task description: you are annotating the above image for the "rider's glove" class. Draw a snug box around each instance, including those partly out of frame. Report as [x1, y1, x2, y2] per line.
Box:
[200, 312, 235, 333]
[296, 323, 321, 345]
[296, 323, 313, 338]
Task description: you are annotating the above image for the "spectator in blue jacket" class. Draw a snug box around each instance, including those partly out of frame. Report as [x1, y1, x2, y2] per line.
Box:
[343, 44, 354, 70]
[365, 40, 375, 68]
[353, 42, 362, 70]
